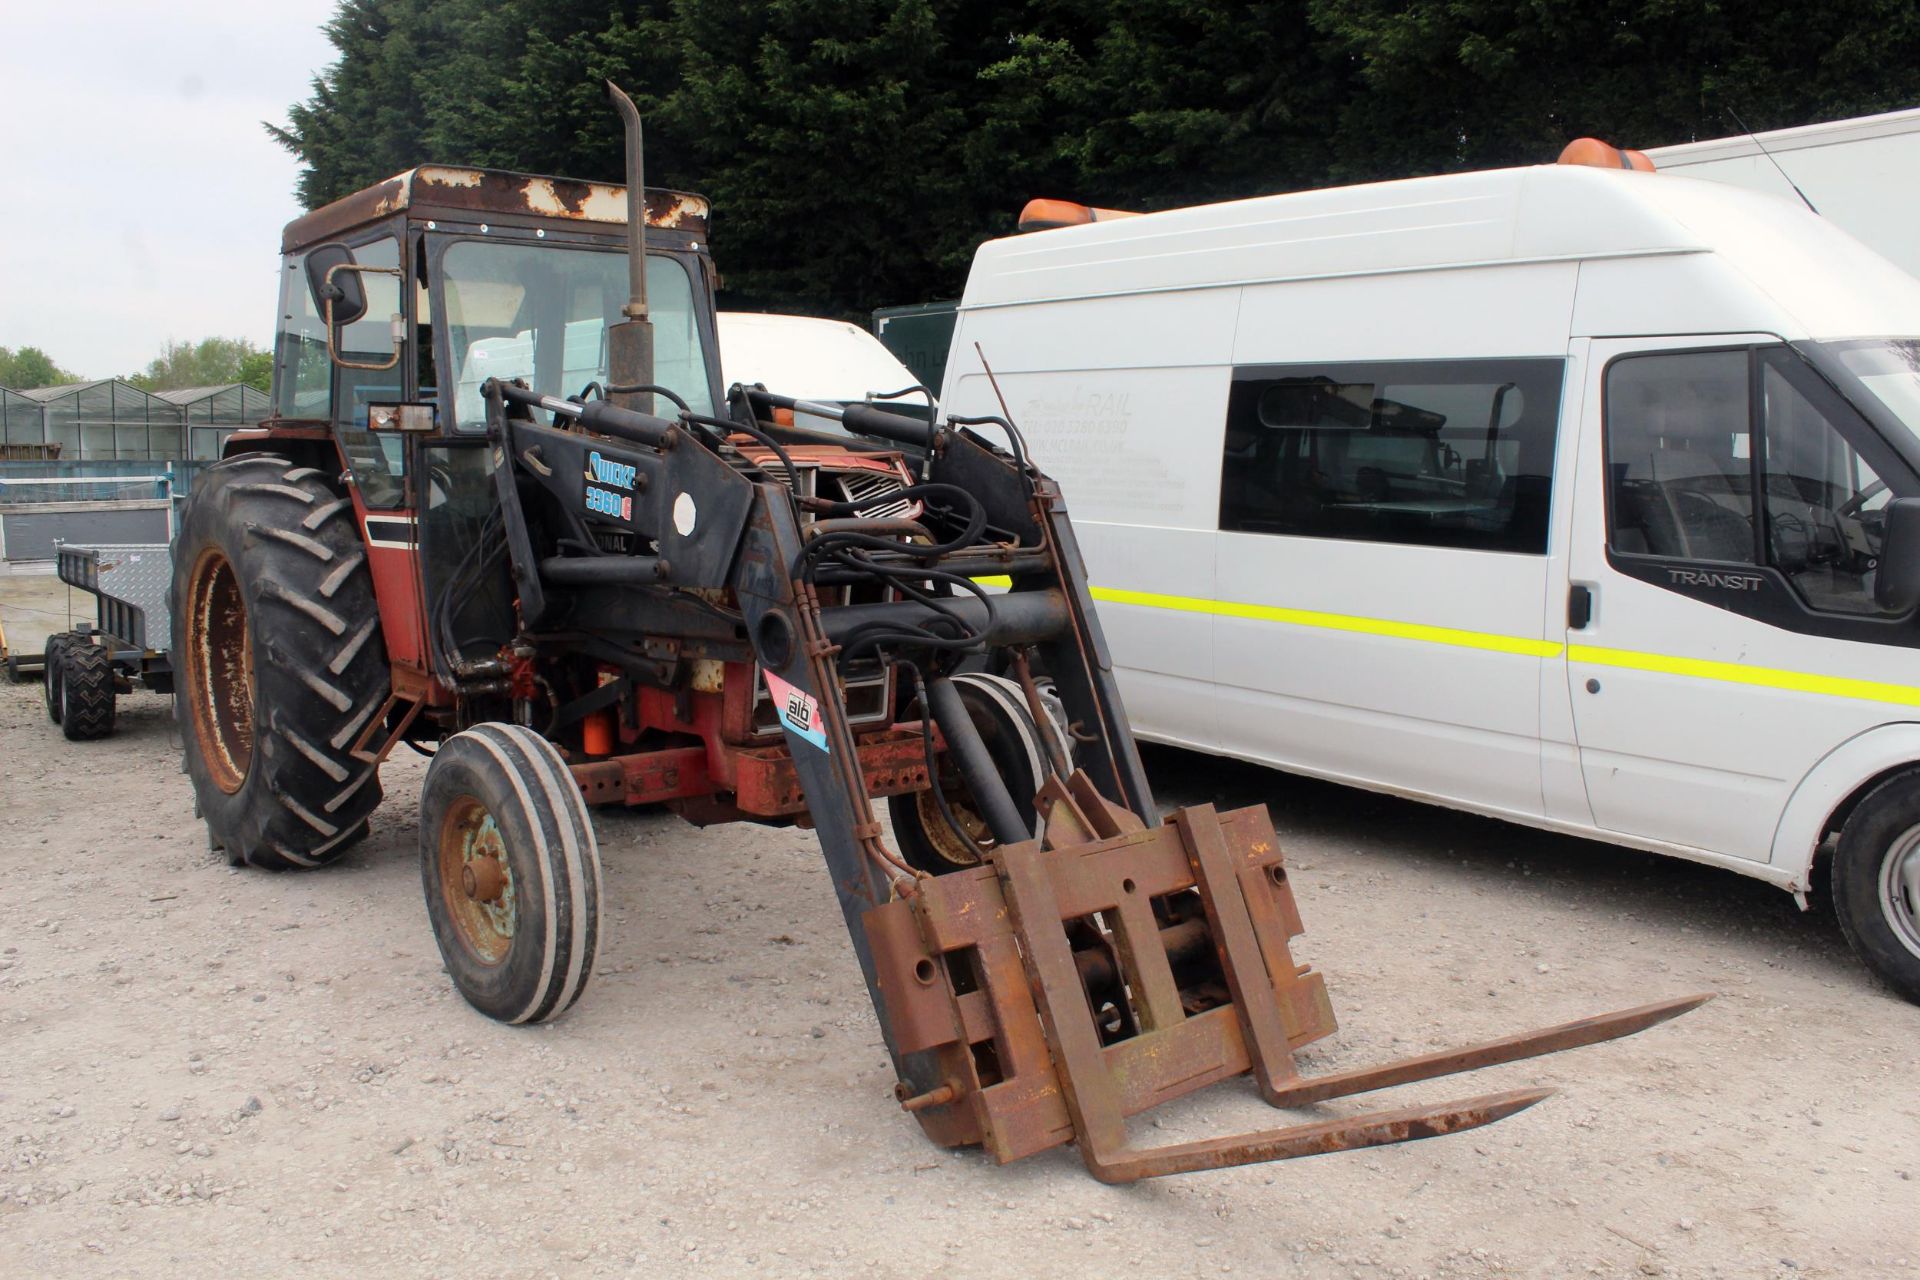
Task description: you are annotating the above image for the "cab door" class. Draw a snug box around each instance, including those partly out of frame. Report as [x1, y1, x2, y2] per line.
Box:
[1564, 336, 1916, 859]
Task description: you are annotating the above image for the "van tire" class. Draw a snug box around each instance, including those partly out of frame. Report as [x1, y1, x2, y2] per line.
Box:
[1832, 772, 1920, 1005]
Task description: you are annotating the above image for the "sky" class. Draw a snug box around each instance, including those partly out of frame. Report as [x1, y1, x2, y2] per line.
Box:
[0, 3, 341, 380]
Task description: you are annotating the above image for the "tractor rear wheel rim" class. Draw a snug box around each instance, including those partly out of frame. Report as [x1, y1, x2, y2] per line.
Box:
[1881, 824, 1920, 958]
[438, 796, 517, 966]
[186, 551, 254, 794]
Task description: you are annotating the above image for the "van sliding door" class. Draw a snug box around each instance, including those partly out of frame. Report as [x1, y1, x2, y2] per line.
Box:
[1211, 356, 1566, 818]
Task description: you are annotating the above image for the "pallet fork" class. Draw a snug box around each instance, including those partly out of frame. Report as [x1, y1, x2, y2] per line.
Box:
[869, 782, 1701, 1180]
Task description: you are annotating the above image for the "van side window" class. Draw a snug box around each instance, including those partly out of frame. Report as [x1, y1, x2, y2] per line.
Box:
[1605, 347, 1899, 616]
[1604, 350, 1756, 563]
[1219, 359, 1564, 554]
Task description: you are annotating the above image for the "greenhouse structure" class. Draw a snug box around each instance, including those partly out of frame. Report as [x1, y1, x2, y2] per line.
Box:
[155, 383, 273, 460]
[0, 380, 270, 461]
[18, 380, 182, 461]
[0, 388, 50, 458]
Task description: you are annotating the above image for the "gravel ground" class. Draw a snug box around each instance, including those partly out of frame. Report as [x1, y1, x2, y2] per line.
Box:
[1, 670, 1916, 1279]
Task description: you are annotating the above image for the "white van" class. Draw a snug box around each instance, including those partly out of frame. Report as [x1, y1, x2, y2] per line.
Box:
[717, 311, 922, 404]
[939, 160, 1920, 1001]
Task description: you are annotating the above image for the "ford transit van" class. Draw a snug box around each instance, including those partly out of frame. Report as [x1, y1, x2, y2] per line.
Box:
[940, 161, 1920, 1001]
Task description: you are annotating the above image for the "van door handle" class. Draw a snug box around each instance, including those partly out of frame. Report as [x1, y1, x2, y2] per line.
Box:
[1568, 584, 1593, 630]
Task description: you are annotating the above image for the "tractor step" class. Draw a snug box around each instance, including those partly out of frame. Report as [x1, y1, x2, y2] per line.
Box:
[865, 786, 1708, 1181]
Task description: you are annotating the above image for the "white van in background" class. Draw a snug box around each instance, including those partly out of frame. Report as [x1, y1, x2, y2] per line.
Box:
[718, 312, 923, 407]
[939, 159, 1920, 1001]
[1648, 107, 1920, 280]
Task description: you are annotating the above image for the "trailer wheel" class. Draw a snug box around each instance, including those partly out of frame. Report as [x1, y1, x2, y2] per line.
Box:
[1834, 773, 1920, 1004]
[42, 631, 77, 723]
[58, 642, 117, 741]
[171, 454, 389, 870]
[887, 673, 1052, 875]
[420, 724, 603, 1024]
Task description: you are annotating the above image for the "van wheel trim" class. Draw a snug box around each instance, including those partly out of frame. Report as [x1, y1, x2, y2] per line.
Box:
[1881, 823, 1920, 958]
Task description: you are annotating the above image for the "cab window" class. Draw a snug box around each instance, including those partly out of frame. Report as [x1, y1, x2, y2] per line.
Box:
[440, 242, 714, 431]
[330, 237, 408, 510]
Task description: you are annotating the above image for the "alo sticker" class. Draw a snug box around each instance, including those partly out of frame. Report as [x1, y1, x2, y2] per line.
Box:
[763, 669, 829, 754]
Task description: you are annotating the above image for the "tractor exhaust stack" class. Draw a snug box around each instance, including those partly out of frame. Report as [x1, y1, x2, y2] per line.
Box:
[606, 80, 655, 415]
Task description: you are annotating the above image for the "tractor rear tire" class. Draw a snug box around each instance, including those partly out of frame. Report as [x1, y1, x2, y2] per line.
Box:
[172, 453, 389, 871]
[421, 724, 603, 1024]
[59, 642, 116, 740]
[43, 631, 78, 723]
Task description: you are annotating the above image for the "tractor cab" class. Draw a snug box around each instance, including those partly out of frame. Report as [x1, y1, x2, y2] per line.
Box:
[263, 166, 722, 687]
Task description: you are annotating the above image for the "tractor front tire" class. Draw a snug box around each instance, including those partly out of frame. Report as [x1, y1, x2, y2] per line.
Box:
[887, 673, 1053, 876]
[172, 454, 389, 870]
[58, 641, 116, 740]
[421, 724, 603, 1024]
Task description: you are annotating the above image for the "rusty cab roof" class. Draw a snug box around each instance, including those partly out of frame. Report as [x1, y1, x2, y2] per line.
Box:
[280, 165, 711, 254]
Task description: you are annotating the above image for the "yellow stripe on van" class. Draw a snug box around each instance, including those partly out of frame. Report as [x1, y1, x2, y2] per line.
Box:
[972, 573, 1920, 707]
[1090, 586, 1564, 658]
[1566, 644, 1920, 708]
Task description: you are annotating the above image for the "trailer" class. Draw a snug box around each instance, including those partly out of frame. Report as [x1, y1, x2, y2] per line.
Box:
[39, 542, 173, 740]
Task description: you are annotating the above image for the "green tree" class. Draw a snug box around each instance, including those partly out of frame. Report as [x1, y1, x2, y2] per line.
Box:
[0, 345, 81, 391]
[128, 337, 269, 392]
[1306, 0, 1920, 181]
[270, 0, 1920, 315]
[236, 349, 274, 394]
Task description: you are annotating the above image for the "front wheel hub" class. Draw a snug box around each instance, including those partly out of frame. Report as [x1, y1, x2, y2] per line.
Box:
[437, 799, 517, 965]
[463, 856, 507, 903]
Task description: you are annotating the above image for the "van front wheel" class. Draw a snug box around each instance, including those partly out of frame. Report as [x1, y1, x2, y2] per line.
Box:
[1833, 774, 1920, 1004]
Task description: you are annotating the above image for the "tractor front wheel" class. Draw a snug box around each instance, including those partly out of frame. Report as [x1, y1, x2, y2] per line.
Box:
[886, 673, 1055, 875]
[171, 454, 389, 869]
[420, 724, 604, 1024]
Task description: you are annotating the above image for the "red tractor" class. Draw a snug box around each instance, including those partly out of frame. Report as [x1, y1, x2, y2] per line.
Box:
[170, 85, 1702, 1180]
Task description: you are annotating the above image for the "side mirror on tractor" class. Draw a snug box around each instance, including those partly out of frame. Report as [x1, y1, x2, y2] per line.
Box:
[306, 242, 403, 372]
[1873, 496, 1920, 613]
[305, 243, 367, 326]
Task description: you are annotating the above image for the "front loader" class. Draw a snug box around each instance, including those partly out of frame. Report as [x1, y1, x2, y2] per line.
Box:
[171, 83, 1705, 1181]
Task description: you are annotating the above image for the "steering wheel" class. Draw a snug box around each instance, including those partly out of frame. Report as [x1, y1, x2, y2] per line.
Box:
[1838, 479, 1889, 521]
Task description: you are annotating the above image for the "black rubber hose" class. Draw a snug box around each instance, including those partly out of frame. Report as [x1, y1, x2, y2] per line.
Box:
[927, 675, 1031, 846]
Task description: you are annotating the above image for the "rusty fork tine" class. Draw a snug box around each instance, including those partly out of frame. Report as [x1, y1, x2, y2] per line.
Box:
[1262, 993, 1713, 1109]
[1088, 1086, 1555, 1183]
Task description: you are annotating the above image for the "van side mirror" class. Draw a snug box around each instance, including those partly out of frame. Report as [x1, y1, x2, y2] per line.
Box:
[1873, 497, 1920, 612]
